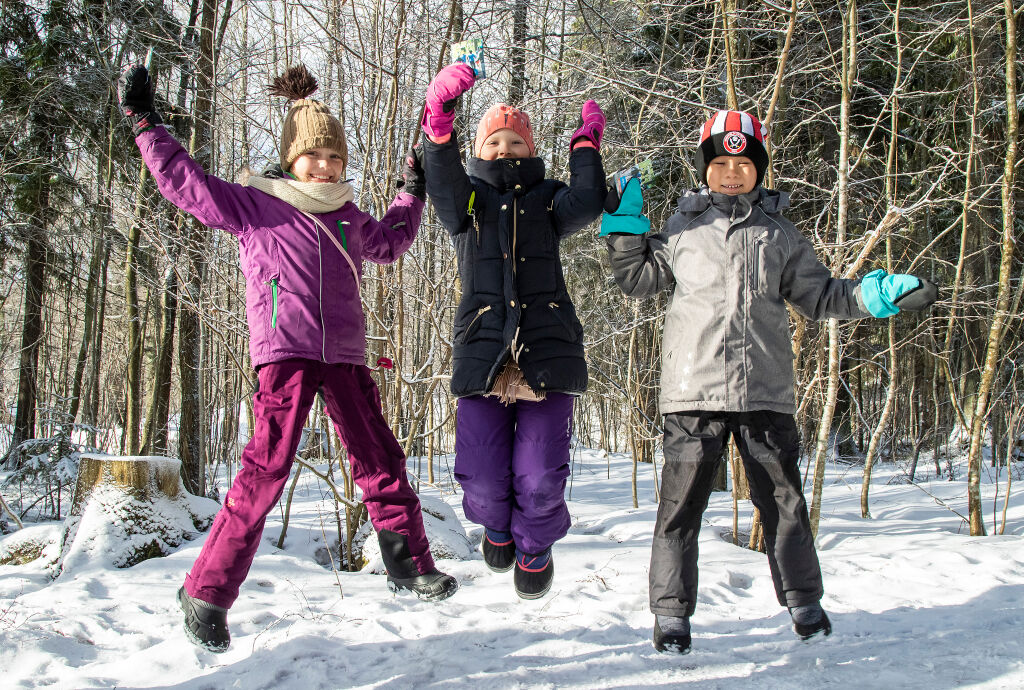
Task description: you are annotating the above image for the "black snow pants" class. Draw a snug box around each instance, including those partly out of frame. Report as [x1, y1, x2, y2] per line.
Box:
[650, 410, 823, 617]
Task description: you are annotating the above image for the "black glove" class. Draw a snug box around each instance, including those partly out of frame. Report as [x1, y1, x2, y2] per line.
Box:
[261, 163, 285, 179]
[396, 144, 425, 200]
[118, 65, 163, 135]
[892, 277, 939, 312]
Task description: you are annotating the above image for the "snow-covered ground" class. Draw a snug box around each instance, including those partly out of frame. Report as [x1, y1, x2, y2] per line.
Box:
[2, 447, 1022, 689]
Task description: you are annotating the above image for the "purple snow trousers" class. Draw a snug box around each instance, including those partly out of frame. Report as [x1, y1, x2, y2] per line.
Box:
[184, 359, 434, 609]
[454, 393, 574, 555]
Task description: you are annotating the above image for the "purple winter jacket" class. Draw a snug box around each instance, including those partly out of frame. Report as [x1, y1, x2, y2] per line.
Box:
[136, 126, 423, 368]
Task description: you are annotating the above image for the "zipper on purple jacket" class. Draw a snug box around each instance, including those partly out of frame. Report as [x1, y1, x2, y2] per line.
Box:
[268, 278, 279, 328]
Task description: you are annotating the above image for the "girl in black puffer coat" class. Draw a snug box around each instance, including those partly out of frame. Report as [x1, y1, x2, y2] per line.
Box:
[421, 64, 606, 599]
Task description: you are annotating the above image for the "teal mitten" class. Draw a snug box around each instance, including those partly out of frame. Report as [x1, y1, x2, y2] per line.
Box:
[860, 269, 938, 317]
[599, 177, 651, 237]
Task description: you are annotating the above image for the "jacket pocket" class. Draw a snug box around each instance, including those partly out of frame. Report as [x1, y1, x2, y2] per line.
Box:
[751, 236, 767, 293]
[548, 301, 579, 340]
[265, 275, 281, 330]
[459, 304, 492, 344]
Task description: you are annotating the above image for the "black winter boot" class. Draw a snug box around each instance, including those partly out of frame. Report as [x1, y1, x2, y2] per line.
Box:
[790, 603, 832, 640]
[481, 528, 515, 572]
[387, 569, 459, 601]
[653, 615, 692, 654]
[378, 529, 458, 602]
[513, 549, 553, 599]
[177, 587, 230, 652]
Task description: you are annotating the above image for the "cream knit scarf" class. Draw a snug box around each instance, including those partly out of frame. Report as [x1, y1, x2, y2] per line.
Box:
[242, 172, 354, 213]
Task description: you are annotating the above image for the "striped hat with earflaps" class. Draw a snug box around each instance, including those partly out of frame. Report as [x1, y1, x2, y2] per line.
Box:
[695, 110, 769, 187]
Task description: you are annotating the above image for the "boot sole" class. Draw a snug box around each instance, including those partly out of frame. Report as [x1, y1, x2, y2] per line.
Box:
[177, 587, 230, 653]
[387, 577, 459, 602]
[486, 561, 515, 573]
[513, 577, 552, 600]
[653, 637, 692, 655]
[794, 613, 832, 641]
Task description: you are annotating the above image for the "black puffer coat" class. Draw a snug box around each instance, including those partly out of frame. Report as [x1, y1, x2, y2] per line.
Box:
[423, 135, 606, 398]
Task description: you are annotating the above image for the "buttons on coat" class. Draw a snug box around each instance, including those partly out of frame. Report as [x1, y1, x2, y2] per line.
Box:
[510, 300, 516, 307]
[501, 204, 508, 210]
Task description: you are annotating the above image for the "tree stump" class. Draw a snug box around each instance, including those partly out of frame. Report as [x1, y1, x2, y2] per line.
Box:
[56, 455, 218, 576]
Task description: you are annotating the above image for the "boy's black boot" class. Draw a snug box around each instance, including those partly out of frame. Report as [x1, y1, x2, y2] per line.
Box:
[481, 528, 515, 572]
[378, 529, 459, 602]
[513, 548, 553, 599]
[790, 603, 832, 640]
[177, 587, 230, 653]
[652, 615, 692, 654]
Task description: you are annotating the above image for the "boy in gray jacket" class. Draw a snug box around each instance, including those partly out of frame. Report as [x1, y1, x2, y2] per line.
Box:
[601, 110, 937, 654]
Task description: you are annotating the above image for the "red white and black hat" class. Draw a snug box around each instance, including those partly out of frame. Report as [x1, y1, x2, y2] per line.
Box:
[694, 110, 769, 187]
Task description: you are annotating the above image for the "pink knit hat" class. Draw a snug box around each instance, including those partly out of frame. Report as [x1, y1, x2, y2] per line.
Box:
[474, 104, 535, 157]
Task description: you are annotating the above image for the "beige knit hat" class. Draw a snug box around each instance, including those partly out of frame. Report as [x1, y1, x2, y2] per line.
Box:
[271, 66, 348, 172]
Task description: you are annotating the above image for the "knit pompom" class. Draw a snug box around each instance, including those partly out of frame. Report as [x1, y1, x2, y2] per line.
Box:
[270, 65, 319, 102]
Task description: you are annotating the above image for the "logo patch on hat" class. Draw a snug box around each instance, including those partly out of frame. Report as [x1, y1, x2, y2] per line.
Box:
[723, 131, 747, 154]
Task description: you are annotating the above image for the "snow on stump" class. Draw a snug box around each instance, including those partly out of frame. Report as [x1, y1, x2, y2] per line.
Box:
[360, 495, 475, 573]
[56, 455, 219, 576]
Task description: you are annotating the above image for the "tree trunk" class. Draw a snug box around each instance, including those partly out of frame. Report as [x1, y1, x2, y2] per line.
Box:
[966, 0, 1017, 536]
[9, 191, 48, 460]
[141, 264, 178, 455]
[508, 0, 528, 105]
[810, 0, 856, 537]
[178, 0, 218, 496]
[123, 166, 148, 456]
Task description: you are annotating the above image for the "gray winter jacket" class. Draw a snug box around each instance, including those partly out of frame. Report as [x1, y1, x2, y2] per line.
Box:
[606, 187, 871, 415]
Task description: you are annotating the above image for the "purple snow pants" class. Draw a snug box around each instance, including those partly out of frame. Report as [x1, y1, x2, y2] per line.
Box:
[184, 359, 434, 609]
[454, 393, 574, 555]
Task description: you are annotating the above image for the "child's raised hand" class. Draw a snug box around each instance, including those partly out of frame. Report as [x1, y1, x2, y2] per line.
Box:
[860, 269, 939, 316]
[599, 177, 650, 237]
[570, 100, 605, 150]
[118, 64, 163, 135]
[422, 64, 477, 141]
[396, 144, 426, 200]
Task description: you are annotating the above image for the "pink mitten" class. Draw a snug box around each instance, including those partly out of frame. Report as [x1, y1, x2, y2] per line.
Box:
[570, 100, 605, 149]
[422, 64, 477, 140]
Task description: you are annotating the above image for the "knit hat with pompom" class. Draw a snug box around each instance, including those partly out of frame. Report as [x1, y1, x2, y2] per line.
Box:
[694, 110, 769, 187]
[272, 65, 348, 172]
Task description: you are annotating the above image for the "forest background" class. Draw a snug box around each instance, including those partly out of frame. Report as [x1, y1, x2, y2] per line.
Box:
[0, 0, 1020, 551]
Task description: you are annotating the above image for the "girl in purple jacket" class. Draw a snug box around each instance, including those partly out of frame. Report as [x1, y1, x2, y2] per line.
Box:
[119, 63, 456, 653]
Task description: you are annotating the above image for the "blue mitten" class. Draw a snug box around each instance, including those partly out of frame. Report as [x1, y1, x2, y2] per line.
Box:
[599, 177, 650, 237]
[860, 269, 937, 317]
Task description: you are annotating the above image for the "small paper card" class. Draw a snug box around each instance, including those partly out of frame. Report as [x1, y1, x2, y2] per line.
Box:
[452, 39, 486, 79]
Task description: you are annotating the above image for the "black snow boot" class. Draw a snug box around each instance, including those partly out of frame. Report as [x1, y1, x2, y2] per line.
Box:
[177, 587, 230, 653]
[513, 548, 553, 600]
[378, 529, 458, 601]
[387, 569, 459, 601]
[653, 615, 692, 654]
[481, 528, 515, 573]
[790, 603, 832, 640]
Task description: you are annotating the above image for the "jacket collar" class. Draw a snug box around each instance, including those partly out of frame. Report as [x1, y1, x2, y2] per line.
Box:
[677, 186, 790, 216]
[467, 156, 546, 194]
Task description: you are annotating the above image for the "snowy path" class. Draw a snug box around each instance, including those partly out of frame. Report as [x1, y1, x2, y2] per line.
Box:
[2, 450, 1022, 689]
